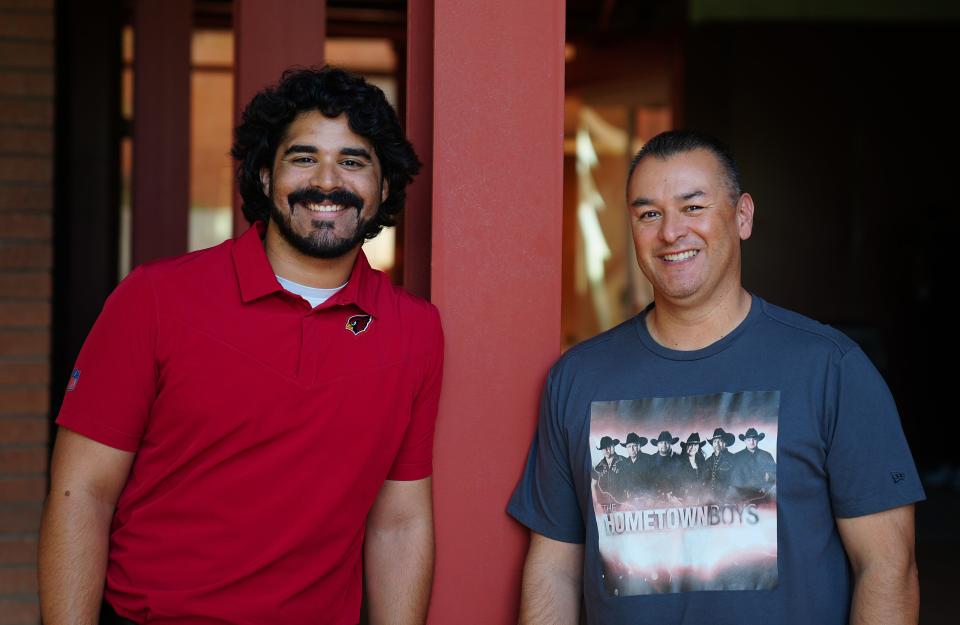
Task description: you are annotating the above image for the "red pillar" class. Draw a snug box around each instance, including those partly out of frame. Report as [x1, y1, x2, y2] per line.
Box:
[131, 0, 191, 266]
[421, 1, 566, 623]
[232, 0, 326, 233]
[403, 0, 434, 299]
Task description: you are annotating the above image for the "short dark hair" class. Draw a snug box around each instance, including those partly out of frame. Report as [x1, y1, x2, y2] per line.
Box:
[231, 66, 421, 236]
[627, 130, 741, 202]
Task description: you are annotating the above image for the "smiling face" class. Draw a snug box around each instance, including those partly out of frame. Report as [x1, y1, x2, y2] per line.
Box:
[261, 111, 387, 260]
[627, 148, 753, 308]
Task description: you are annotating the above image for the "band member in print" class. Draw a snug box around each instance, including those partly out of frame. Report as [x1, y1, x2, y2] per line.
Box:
[677, 432, 708, 504]
[734, 427, 777, 502]
[703, 427, 737, 502]
[592, 435, 625, 504]
[648, 431, 681, 502]
[618, 432, 650, 500]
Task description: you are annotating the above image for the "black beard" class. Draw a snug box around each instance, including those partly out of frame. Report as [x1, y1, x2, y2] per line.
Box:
[270, 188, 374, 259]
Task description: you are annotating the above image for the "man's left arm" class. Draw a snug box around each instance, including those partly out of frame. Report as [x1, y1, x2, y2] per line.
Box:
[836, 504, 919, 625]
[364, 477, 434, 625]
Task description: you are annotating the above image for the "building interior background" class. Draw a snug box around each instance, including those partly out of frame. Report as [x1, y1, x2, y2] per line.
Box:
[1, 0, 958, 623]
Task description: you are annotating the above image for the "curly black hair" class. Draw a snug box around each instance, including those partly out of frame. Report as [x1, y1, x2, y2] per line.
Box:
[231, 66, 421, 237]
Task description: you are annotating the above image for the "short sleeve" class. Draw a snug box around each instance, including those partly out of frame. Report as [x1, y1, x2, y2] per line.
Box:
[825, 347, 925, 518]
[56, 266, 159, 452]
[386, 304, 444, 481]
[507, 369, 585, 543]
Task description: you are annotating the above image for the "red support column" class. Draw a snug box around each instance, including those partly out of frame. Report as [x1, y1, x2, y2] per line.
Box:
[131, 0, 191, 266]
[403, 0, 434, 299]
[232, 0, 326, 233]
[425, 1, 566, 623]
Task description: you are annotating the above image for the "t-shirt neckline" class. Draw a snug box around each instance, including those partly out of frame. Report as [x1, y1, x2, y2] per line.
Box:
[634, 294, 761, 361]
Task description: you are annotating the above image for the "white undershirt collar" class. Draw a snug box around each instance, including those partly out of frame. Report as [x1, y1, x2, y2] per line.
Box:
[275, 275, 347, 308]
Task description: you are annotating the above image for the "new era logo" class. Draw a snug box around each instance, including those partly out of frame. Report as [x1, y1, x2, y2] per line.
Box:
[66, 368, 81, 392]
[890, 471, 905, 484]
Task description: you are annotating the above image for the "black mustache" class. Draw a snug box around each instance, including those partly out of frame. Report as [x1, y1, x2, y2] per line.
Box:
[287, 188, 364, 211]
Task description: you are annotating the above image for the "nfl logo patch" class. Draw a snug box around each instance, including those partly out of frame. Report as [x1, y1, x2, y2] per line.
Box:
[345, 314, 373, 335]
[66, 368, 81, 392]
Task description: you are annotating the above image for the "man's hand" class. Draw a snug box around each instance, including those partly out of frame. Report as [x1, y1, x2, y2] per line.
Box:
[364, 477, 434, 625]
[38, 427, 135, 625]
[837, 504, 919, 625]
[518, 532, 583, 625]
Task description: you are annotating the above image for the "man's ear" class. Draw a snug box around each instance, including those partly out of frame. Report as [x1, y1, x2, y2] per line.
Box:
[736, 192, 755, 241]
[380, 176, 389, 204]
[260, 167, 271, 197]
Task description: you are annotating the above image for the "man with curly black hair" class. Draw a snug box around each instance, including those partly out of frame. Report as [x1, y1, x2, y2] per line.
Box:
[40, 67, 442, 625]
[232, 66, 420, 259]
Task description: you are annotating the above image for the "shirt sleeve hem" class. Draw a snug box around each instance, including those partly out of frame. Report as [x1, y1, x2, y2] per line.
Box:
[506, 504, 585, 544]
[832, 490, 926, 519]
[56, 416, 141, 453]
[386, 463, 432, 481]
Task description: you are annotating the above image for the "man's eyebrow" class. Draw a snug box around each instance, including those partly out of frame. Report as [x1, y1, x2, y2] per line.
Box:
[630, 189, 706, 207]
[678, 189, 706, 201]
[340, 147, 372, 159]
[281, 145, 373, 160]
[282, 144, 318, 156]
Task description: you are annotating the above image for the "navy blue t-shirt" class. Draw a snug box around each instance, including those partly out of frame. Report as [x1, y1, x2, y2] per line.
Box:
[507, 295, 924, 625]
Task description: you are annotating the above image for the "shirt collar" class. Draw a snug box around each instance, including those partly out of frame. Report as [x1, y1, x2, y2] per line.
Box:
[232, 221, 381, 316]
[323, 247, 380, 316]
[233, 222, 282, 303]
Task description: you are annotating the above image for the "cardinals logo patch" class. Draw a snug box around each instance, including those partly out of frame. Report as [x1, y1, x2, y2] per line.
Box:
[345, 314, 373, 335]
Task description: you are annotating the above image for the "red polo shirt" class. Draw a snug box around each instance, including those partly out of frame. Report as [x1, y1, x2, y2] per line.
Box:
[56, 223, 443, 624]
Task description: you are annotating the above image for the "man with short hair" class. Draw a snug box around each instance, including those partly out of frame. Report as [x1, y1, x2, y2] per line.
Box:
[509, 130, 922, 624]
[39, 67, 443, 625]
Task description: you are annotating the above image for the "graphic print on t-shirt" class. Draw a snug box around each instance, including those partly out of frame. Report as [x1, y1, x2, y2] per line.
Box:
[590, 391, 779, 596]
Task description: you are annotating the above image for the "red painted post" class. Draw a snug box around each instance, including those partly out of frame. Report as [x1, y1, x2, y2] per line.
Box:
[427, 1, 566, 623]
[131, 0, 191, 266]
[403, 0, 434, 299]
[232, 0, 326, 233]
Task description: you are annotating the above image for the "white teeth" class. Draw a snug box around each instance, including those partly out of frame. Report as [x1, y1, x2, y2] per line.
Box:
[304, 203, 344, 212]
[663, 250, 698, 262]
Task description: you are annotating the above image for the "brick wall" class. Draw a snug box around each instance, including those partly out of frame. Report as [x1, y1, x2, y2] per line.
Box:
[0, 0, 54, 622]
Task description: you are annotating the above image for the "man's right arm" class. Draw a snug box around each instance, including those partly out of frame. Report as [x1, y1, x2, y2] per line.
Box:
[517, 532, 583, 625]
[39, 427, 135, 625]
